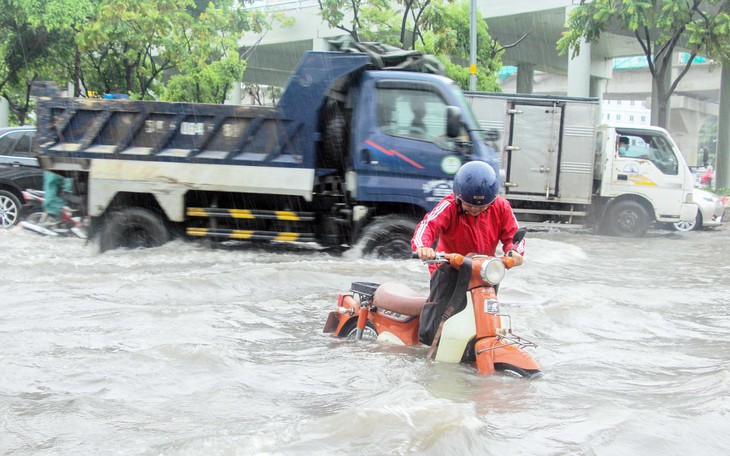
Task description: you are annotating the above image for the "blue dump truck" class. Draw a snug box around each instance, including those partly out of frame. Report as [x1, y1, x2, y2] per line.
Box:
[31, 44, 498, 257]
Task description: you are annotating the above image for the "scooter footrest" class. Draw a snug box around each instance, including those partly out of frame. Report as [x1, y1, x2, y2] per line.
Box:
[350, 281, 380, 297]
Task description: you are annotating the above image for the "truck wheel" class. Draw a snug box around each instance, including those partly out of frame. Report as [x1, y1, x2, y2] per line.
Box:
[0, 190, 22, 228]
[602, 200, 650, 237]
[322, 102, 348, 171]
[356, 215, 418, 259]
[99, 208, 169, 252]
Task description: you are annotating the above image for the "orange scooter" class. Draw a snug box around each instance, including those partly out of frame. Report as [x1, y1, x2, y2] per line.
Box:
[323, 229, 541, 379]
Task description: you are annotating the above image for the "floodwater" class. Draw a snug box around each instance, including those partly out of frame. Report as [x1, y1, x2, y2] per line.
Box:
[1, 223, 729, 455]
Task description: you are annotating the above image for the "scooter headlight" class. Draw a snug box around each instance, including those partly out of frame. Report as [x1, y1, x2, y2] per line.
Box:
[480, 258, 505, 285]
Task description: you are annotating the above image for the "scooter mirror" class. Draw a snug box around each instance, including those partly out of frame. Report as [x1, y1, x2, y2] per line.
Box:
[513, 227, 526, 244]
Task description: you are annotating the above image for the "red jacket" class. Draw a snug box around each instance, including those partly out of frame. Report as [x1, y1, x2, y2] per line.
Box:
[411, 194, 524, 274]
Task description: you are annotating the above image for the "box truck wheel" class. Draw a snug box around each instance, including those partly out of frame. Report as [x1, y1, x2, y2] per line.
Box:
[356, 215, 417, 259]
[99, 208, 169, 252]
[602, 200, 650, 237]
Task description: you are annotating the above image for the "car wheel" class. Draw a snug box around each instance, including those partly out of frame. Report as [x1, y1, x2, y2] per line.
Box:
[0, 190, 22, 228]
[673, 209, 702, 232]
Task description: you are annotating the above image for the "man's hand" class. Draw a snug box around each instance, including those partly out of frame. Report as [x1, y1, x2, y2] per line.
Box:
[416, 247, 436, 261]
[507, 250, 524, 266]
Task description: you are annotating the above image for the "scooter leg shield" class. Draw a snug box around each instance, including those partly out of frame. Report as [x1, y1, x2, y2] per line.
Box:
[474, 339, 496, 374]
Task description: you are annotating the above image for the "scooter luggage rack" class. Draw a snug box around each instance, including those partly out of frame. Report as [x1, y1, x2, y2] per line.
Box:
[349, 282, 380, 300]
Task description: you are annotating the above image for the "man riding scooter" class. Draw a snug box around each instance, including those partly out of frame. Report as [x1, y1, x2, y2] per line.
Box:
[39, 170, 74, 227]
[411, 160, 525, 351]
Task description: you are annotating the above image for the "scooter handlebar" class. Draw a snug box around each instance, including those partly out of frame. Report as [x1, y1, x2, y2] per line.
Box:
[415, 252, 465, 266]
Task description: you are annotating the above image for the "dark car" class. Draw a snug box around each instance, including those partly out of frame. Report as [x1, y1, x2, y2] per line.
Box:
[0, 126, 43, 228]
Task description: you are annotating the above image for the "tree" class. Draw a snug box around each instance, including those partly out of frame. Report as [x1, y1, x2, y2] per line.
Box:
[318, 0, 504, 92]
[419, 1, 503, 92]
[16, 0, 98, 97]
[558, 0, 730, 129]
[1, 1, 74, 124]
[1, 0, 282, 114]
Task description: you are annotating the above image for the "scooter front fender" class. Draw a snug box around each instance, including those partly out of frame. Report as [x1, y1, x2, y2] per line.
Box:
[475, 338, 541, 377]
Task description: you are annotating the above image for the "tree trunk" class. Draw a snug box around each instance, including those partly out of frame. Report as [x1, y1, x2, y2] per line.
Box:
[73, 47, 82, 97]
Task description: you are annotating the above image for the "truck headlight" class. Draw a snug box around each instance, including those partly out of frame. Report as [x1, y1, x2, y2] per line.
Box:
[480, 258, 506, 285]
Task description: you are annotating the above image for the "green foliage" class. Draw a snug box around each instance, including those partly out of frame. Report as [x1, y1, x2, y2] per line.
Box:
[0, 0, 280, 110]
[318, 0, 503, 92]
[418, 1, 502, 92]
[1, 1, 77, 124]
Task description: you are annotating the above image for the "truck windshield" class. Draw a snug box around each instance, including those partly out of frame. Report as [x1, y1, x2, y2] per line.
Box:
[615, 130, 679, 175]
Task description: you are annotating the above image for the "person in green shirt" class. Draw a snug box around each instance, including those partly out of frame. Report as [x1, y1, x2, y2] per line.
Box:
[42, 171, 74, 224]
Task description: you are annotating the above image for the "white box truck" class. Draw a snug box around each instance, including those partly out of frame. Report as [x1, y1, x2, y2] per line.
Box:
[466, 92, 697, 236]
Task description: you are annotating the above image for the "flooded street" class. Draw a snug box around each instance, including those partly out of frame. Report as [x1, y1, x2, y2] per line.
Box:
[1, 224, 729, 455]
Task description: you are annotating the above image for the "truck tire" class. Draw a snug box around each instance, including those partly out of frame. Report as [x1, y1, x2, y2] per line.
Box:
[99, 208, 169, 252]
[0, 190, 22, 228]
[602, 200, 650, 237]
[356, 215, 418, 259]
[322, 102, 348, 171]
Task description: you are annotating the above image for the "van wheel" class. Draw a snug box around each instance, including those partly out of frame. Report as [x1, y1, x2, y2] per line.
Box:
[0, 190, 22, 228]
[99, 208, 168, 252]
[356, 215, 418, 259]
[602, 200, 650, 237]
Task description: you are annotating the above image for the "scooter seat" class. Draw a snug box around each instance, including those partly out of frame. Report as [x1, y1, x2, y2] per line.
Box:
[373, 282, 428, 317]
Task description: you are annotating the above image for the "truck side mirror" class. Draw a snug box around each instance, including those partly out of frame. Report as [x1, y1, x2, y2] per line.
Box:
[446, 106, 461, 138]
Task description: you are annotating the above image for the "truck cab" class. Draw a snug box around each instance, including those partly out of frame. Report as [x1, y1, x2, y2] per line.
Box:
[597, 124, 697, 235]
[349, 71, 496, 211]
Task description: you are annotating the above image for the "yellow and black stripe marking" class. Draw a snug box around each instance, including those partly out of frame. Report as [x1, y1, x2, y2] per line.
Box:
[186, 207, 314, 221]
[186, 207, 316, 242]
[186, 228, 316, 242]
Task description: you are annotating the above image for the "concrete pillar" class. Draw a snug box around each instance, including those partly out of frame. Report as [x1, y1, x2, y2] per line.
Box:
[225, 81, 242, 105]
[566, 1, 591, 97]
[516, 63, 534, 94]
[590, 77, 606, 100]
[716, 61, 730, 189]
[312, 37, 330, 51]
[0, 97, 8, 127]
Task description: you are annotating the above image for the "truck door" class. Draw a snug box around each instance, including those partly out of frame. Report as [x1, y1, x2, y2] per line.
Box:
[352, 81, 467, 209]
[505, 102, 562, 197]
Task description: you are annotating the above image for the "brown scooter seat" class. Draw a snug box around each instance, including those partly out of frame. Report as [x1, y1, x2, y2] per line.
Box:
[373, 282, 428, 317]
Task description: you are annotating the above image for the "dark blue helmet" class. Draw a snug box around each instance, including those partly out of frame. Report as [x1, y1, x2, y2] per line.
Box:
[453, 161, 499, 206]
